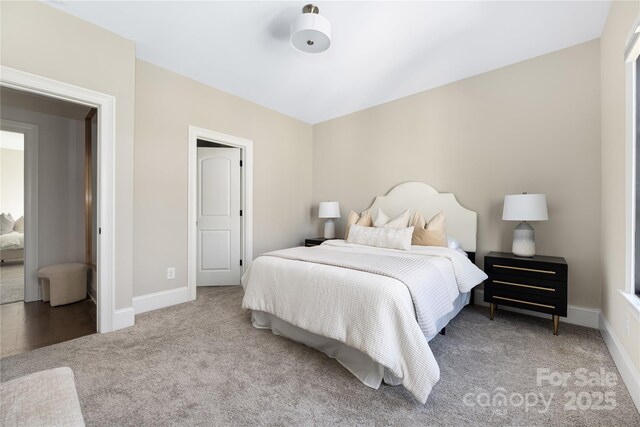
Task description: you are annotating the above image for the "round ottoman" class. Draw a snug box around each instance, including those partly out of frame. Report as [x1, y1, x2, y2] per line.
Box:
[37, 263, 88, 307]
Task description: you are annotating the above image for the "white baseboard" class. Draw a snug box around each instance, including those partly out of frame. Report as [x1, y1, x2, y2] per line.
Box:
[599, 312, 640, 413]
[112, 307, 134, 331]
[111, 287, 191, 332]
[133, 286, 189, 315]
[473, 289, 600, 329]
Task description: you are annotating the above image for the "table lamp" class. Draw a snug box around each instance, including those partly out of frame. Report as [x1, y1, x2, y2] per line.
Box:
[318, 202, 340, 239]
[502, 193, 548, 257]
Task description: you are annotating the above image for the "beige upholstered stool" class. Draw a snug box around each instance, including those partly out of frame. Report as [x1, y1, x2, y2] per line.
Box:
[37, 263, 88, 307]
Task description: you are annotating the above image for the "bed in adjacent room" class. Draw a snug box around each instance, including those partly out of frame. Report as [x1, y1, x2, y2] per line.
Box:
[241, 182, 487, 403]
[1, 233, 24, 263]
[1, 213, 24, 263]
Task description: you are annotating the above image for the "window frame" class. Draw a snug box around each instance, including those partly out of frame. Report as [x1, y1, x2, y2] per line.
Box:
[623, 17, 640, 314]
[636, 54, 640, 296]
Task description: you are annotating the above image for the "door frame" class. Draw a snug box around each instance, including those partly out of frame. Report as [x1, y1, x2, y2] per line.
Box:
[0, 119, 38, 302]
[1, 66, 117, 333]
[187, 126, 253, 301]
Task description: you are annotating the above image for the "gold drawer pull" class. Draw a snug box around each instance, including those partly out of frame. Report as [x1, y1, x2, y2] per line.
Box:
[493, 296, 555, 309]
[493, 264, 556, 275]
[493, 280, 555, 292]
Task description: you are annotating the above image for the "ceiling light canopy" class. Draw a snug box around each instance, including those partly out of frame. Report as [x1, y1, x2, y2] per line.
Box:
[290, 4, 331, 54]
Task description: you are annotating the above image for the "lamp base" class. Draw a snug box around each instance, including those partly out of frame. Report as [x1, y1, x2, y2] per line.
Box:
[512, 222, 535, 257]
[323, 219, 335, 239]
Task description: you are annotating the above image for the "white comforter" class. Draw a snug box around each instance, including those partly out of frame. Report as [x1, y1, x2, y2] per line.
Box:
[0, 231, 24, 250]
[241, 240, 487, 403]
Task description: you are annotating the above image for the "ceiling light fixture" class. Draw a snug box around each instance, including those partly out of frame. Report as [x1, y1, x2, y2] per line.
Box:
[290, 4, 331, 53]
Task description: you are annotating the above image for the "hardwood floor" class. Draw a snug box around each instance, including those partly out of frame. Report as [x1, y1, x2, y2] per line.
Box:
[0, 298, 96, 358]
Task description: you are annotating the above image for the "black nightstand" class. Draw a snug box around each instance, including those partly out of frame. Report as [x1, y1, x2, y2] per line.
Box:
[304, 237, 332, 247]
[484, 252, 568, 335]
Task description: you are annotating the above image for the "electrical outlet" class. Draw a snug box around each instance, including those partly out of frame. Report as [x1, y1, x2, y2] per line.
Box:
[625, 313, 630, 336]
[167, 267, 176, 280]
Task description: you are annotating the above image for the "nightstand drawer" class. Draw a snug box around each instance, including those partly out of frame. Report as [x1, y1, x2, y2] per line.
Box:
[485, 286, 566, 316]
[487, 274, 567, 299]
[486, 257, 567, 281]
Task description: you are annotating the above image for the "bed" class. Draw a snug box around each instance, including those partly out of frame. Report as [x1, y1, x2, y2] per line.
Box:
[241, 182, 488, 403]
[1, 231, 24, 263]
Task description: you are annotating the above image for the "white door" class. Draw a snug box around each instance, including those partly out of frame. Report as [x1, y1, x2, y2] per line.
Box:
[197, 147, 241, 285]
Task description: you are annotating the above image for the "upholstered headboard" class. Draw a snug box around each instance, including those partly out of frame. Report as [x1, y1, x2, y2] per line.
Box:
[366, 182, 478, 252]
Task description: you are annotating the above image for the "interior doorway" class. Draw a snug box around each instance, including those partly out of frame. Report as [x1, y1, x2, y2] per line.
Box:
[188, 127, 253, 300]
[196, 143, 242, 286]
[0, 130, 25, 304]
[0, 88, 97, 357]
[1, 65, 118, 333]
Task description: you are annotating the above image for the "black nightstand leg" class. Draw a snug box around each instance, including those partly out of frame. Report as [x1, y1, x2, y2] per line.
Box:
[553, 315, 559, 335]
[490, 303, 495, 320]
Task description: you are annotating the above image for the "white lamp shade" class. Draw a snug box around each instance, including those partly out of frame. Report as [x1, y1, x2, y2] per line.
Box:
[290, 12, 331, 53]
[318, 201, 340, 218]
[502, 194, 548, 221]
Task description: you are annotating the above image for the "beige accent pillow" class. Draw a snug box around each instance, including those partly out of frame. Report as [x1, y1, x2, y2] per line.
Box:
[344, 209, 373, 239]
[411, 211, 447, 247]
[13, 216, 24, 233]
[373, 208, 411, 229]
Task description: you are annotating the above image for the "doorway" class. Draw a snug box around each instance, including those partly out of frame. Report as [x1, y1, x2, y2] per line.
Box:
[0, 88, 97, 357]
[0, 120, 38, 305]
[196, 143, 241, 286]
[0, 130, 25, 305]
[1, 65, 117, 333]
[188, 127, 253, 300]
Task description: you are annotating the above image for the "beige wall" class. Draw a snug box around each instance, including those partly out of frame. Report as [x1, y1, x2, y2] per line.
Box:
[313, 40, 601, 309]
[133, 60, 313, 297]
[600, 0, 640, 373]
[1, 1, 136, 309]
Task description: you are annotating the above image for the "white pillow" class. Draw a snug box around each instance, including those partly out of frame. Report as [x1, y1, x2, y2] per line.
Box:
[347, 224, 414, 251]
[0, 213, 14, 235]
[373, 208, 411, 229]
[447, 237, 461, 250]
[13, 216, 24, 233]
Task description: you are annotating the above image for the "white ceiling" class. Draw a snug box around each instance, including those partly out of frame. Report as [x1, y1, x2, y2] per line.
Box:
[45, 1, 611, 124]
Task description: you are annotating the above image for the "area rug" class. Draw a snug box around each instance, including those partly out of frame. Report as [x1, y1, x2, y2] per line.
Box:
[0, 263, 23, 305]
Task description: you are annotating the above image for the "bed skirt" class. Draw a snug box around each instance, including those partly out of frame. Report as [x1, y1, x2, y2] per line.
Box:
[251, 291, 471, 390]
[0, 248, 24, 262]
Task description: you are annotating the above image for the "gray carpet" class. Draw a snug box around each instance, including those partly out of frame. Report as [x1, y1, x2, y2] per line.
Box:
[0, 263, 24, 305]
[1, 286, 638, 426]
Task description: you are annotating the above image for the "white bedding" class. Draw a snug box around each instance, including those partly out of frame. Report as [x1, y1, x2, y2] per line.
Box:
[250, 291, 471, 391]
[241, 240, 487, 403]
[260, 243, 480, 338]
[0, 231, 24, 250]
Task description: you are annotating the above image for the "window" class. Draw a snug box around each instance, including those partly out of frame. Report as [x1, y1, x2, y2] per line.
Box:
[629, 23, 640, 297]
[636, 55, 640, 295]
